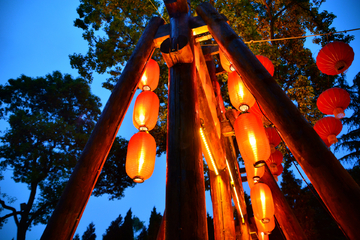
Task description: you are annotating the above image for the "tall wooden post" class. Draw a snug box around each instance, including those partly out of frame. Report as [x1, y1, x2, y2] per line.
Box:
[260, 165, 308, 240]
[163, 0, 208, 239]
[196, 3, 360, 239]
[41, 17, 164, 240]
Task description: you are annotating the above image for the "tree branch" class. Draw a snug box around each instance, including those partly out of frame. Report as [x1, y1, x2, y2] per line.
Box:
[0, 199, 19, 226]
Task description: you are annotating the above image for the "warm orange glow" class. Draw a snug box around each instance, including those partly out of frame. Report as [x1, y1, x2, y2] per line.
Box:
[258, 231, 269, 240]
[274, 163, 283, 176]
[244, 159, 264, 189]
[219, 48, 235, 72]
[250, 183, 274, 223]
[228, 72, 256, 112]
[226, 159, 245, 221]
[255, 215, 275, 235]
[138, 59, 160, 91]
[317, 87, 351, 119]
[314, 116, 342, 145]
[133, 91, 159, 131]
[234, 112, 271, 167]
[126, 132, 156, 183]
[200, 127, 219, 175]
[256, 55, 275, 77]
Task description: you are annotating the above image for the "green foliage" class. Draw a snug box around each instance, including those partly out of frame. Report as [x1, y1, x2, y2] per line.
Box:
[82, 222, 97, 240]
[73, 234, 81, 240]
[147, 207, 162, 240]
[103, 214, 123, 240]
[335, 72, 360, 163]
[0, 71, 134, 238]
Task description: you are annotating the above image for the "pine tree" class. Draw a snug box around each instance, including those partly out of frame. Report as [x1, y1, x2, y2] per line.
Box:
[102, 214, 123, 240]
[82, 222, 96, 240]
[147, 207, 162, 240]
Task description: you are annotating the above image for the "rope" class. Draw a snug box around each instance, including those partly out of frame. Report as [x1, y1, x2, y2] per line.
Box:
[244, 28, 360, 44]
[147, 0, 168, 23]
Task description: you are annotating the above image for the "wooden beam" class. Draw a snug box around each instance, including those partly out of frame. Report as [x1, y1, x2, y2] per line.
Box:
[260, 164, 308, 240]
[40, 17, 164, 240]
[196, 3, 360, 239]
[209, 170, 236, 240]
[164, 0, 189, 17]
[164, 2, 208, 239]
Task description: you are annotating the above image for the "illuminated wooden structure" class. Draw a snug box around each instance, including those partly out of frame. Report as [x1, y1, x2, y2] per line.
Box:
[41, 1, 360, 240]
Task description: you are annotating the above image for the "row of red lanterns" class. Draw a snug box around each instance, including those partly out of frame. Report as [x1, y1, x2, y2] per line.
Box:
[220, 51, 280, 237]
[125, 59, 160, 183]
[314, 87, 350, 147]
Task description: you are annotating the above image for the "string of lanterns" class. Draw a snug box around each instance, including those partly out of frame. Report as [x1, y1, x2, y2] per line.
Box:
[123, 38, 354, 238]
[125, 59, 160, 183]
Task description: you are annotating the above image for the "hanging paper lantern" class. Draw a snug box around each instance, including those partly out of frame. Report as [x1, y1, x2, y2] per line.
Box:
[274, 164, 283, 176]
[314, 117, 342, 145]
[133, 91, 159, 131]
[219, 48, 235, 72]
[322, 138, 332, 148]
[316, 41, 354, 75]
[266, 150, 283, 175]
[256, 55, 275, 77]
[126, 132, 156, 183]
[255, 215, 275, 235]
[138, 59, 160, 91]
[234, 112, 271, 167]
[317, 87, 351, 119]
[250, 183, 275, 223]
[265, 127, 281, 153]
[244, 159, 265, 189]
[258, 231, 269, 240]
[228, 71, 256, 112]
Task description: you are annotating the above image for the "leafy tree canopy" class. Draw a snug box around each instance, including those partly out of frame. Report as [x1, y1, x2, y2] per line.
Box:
[0, 71, 134, 239]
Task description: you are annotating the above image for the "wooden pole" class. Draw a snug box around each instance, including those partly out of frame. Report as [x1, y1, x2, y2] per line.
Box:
[260, 165, 308, 240]
[206, 59, 251, 240]
[40, 17, 164, 240]
[163, 1, 208, 239]
[209, 170, 236, 240]
[196, 3, 360, 239]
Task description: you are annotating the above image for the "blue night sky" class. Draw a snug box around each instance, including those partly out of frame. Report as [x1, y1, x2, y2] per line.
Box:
[0, 1, 359, 239]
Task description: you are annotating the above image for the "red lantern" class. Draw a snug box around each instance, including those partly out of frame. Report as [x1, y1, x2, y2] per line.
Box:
[266, 150, 283, 175]
[244, 159, 265, 189]
[138, 59, 160, 91]
[265, 127, 281, 153]
[126, 132, 156, 183]
[274, 164, 283, 176]
[234, 112, 271, 167]
[255, 215, 275, 235]
[317, 87, 351, 119]
[228, 71, 256, 112]
[322, 138, 332, 148]
[256, 55, 275, 76]
[251, 183, 275, 223]
[314, 117, 342, 145]
[316, 41, 354, 75]
[133, 91, 159, 131]
[219, 48, 235, 72]
[258, 231, 269, 240]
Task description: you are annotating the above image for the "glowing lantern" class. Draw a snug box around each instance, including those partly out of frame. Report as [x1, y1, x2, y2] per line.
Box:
[266, 150, 283, 175]
[265, 127, 281, 153]
[138, 59, 160, 91]
[255, 215, 275, 235]
[314, 117, 342, 145]
[258, 231, 269, 240]
[256, 55, 275, 76]
[244, 158, 265, 189]
[228, 72, 256, 112]
[250, 183, 275, 223]
[322, 138, 332, 148]
[234, 112, 271, 167]
[219, 48, 235, 72]
[126, 132, 156, 183]
[316, 41, 354, 75]
[133, 91, 159, 131]
[317, 87, 351, 119]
